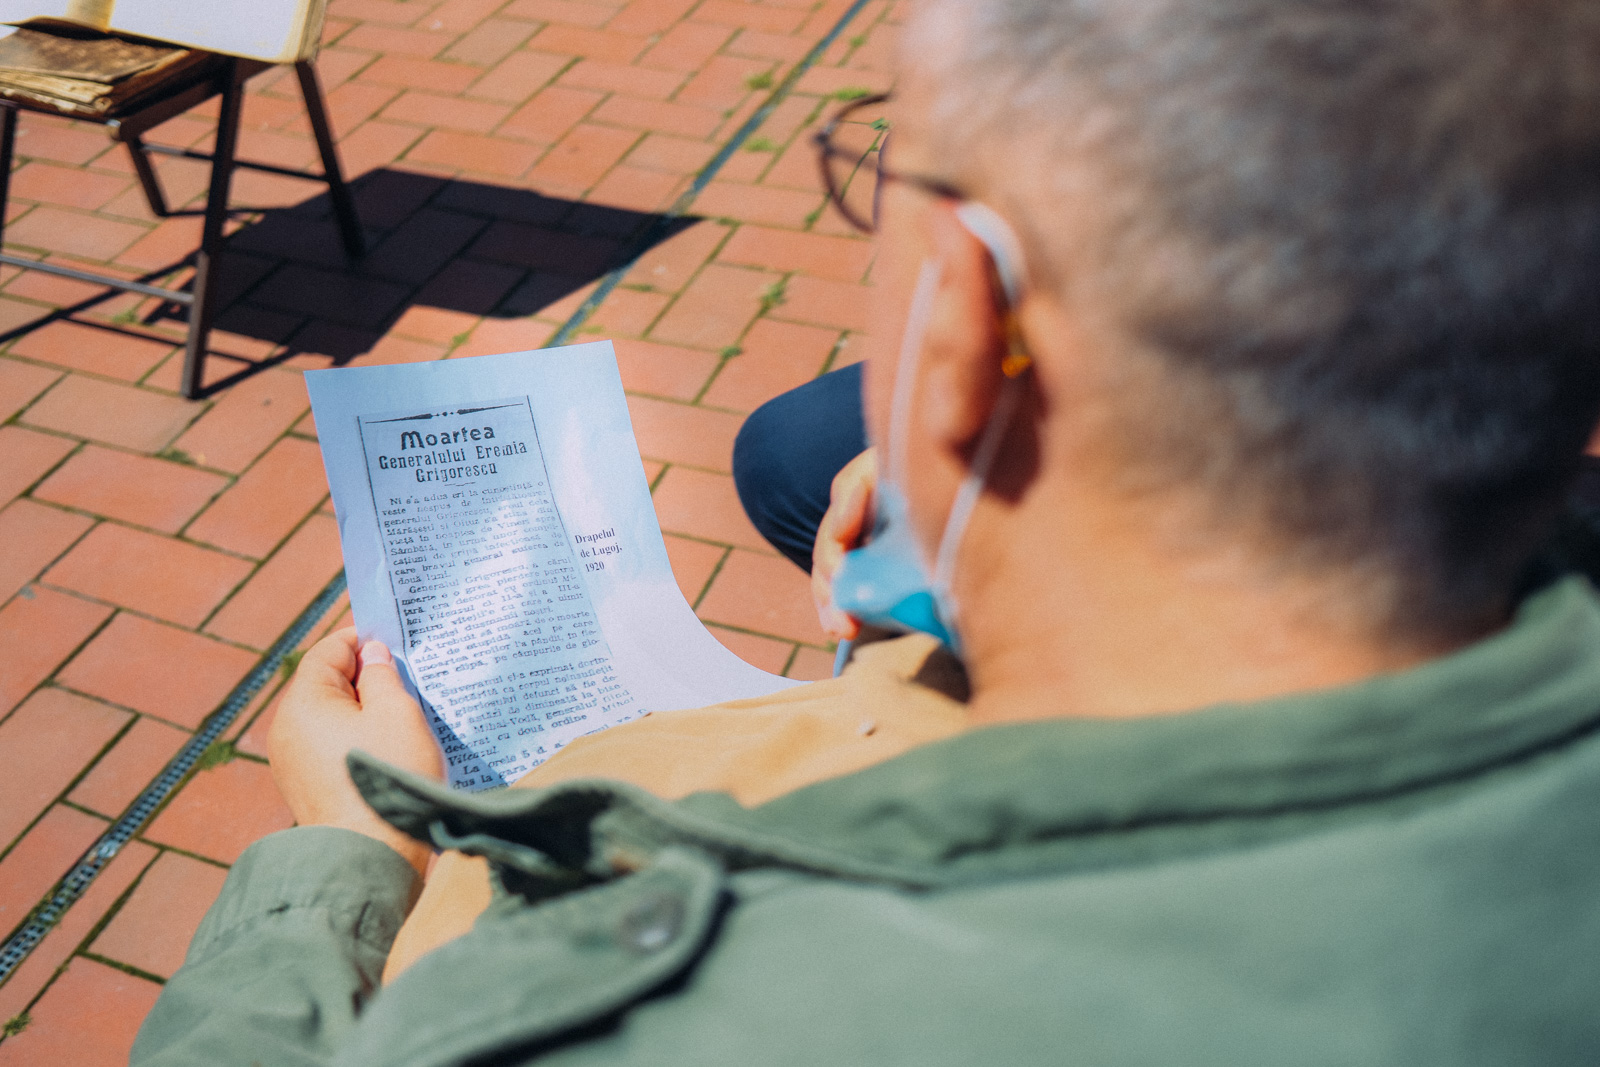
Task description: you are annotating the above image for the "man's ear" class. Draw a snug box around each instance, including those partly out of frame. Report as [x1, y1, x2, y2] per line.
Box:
[920, 201, 1009, 454]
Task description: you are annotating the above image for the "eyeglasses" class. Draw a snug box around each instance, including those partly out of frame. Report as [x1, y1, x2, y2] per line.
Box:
[813, 92, 966, 233]
[816, 94, 1034, 377]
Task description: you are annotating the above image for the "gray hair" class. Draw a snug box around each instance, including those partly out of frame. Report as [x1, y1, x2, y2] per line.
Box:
[907, 0, 1600, 641]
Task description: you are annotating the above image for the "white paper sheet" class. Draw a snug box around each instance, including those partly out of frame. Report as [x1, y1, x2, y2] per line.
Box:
[306, 343, 799, 790]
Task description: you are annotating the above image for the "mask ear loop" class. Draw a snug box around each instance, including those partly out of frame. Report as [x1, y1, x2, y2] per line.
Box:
[885, 258, 944, 489]
[952, 201, 1031, 370]
[930, 202, 1034, 636]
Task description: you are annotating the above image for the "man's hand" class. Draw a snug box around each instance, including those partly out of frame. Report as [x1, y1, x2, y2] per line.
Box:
[812, 448, 878, 641]
[269, 628, 443, 874]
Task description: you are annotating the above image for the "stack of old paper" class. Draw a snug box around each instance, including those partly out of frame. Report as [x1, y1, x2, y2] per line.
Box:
[0, 27, 215, 116]
[0, 0, 328, 66]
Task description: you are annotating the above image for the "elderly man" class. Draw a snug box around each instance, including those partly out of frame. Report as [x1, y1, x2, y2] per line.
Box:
[134, 0, 1600, 1063]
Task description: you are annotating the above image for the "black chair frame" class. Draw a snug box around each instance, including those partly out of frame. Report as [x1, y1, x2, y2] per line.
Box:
[0, 55, 364, 398]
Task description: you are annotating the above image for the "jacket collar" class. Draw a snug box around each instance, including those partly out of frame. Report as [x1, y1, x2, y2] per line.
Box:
[354, 577, 1600, 887]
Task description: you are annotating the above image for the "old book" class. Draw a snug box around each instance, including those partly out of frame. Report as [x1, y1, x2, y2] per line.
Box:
[0, 28, 217, 116]
[0, 23, 166, 81]
[0, 0, 327, 65]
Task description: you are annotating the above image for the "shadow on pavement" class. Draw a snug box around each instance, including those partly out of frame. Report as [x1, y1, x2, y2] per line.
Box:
[1, 166, 697, 392]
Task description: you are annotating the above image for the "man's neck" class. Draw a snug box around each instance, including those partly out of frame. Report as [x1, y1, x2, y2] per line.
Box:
[955, 479, 1454, 726]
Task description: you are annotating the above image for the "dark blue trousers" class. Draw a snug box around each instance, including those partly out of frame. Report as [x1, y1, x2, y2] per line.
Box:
[732, 363, 867, 573]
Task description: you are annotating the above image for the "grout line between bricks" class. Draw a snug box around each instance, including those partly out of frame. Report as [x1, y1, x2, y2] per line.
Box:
[125, 842, 232, 873]
[700, 618, 835, 651]
[0, 714, 140, 846]
[691, 544, 735, 612]
[75, 848, 162, 947]
[0, 600, 117, 740]
[77, 950, 166, 986]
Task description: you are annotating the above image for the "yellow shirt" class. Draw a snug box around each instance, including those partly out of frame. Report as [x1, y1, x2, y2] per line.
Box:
[383, 634, 969, 981]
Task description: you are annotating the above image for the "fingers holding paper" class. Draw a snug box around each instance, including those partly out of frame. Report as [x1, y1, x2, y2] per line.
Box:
[269, 626, 443, 874]
[813, 448, 878, 641]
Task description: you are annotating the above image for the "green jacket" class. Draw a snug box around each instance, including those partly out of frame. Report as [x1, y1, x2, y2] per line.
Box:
[132, 578, 1600, 1066]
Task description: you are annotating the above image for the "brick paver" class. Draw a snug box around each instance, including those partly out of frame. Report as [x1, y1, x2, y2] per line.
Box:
[0, 958, 160, 1066]
[89, 852, 230, 979]
[0, 0, 898, 1053]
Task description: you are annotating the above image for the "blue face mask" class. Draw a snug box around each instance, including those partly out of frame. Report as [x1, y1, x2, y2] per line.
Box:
[832, 204, 1030, 657]
[832, 476, 956, 646]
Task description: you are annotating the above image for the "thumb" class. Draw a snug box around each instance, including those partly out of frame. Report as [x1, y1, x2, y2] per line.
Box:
[355, 641, 412, 713]
[834, 475, 870, 545]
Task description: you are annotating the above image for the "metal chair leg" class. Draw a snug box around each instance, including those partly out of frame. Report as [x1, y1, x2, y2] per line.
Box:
[180, 60, 243, 400]
[0, 103, 16, 249]
[124, 133, 170, 217]
[296, 60, 364, 259]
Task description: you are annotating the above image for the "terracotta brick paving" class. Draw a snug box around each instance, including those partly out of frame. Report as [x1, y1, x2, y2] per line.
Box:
[0, 0, 897, 1057]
